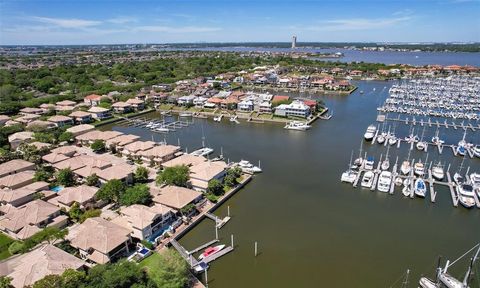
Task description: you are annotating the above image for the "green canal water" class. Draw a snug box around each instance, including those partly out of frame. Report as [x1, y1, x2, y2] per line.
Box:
[102, 80, 480, 288]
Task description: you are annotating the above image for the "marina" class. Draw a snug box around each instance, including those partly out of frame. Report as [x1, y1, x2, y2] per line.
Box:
[101, 79, 480, 288]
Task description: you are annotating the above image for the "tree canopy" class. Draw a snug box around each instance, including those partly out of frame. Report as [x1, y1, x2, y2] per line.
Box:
[156, 165, 189, 187]
[120, 184, 152, 206]
[95, 179, 125, 203]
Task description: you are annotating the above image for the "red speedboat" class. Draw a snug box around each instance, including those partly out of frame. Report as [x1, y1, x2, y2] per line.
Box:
[198, 245, 225, 260]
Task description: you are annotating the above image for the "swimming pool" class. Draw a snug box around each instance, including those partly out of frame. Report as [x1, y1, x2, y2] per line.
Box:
[50, 186, 64, 193]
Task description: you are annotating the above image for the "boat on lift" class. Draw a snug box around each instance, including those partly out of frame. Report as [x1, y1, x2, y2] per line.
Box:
[237, 160, 262, 173]
[364, 125, 377, 141]
[457, 184, 475, 208]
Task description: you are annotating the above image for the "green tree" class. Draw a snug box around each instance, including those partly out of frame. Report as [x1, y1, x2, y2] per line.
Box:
[134, 166, 149, 183]
[120, 184, 151, 206]
[145, 250, 188, 288]
[90, 139, 106, 153]
[68, 202, 82, 222]
[0, 276, 12, 288]
[33, 275, 63, 288]
[58, 131, 74, 143]
[34, 166, 54, 182]
[207, 178, 224, 196]
[95, 179, 125, 203]
[156, 165, 189, 187]
[59, 269, 86, 288]
[87, 260, 150, 288]
[79, 209, 101, 223]
[85, 173, 99, 186]
[55, 168, 75, 187]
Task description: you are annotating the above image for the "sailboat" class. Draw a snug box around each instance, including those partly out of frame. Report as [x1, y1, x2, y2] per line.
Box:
[353, 140, 364, 168]
[456, 130, 468, 156]
[191, 129, 214, 157]
[431, 128, 444, 146]
[416, 125, 427, 151]
[401, 150, 412, 175]
[431, 161, 445, 181]
[381, 146, 391, 171]
[414, 178, 427, 197]
[341, 151, 358, 184]
[402, 179, 412, 197]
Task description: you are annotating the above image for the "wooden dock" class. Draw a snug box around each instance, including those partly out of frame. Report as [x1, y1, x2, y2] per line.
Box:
[202, 246, 234, 264]
[446, 172, 459, 207]
[187, 239, 219, 255]
[383, 116, 480, 131]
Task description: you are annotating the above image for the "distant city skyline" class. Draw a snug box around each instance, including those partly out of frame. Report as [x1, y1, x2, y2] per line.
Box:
[1, 0, 479, 45]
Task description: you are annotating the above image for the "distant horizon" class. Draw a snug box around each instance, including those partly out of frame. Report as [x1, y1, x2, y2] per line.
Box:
[1, 0, 479, 45]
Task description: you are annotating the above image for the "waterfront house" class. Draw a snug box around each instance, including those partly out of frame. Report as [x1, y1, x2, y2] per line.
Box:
[66, 124, 95, 137]
[49, 185, 98, 210]
[0, 181, 49, 207]
[259, 102, 272, 113]
[237, 99, 254, 112]
[47, 115, 74, 127]
[122, 141, 156, 157]
[84, 94, 102, 106]
[112, 101, 133, 114]
[88, 107, 112, 120]
[8, 132, 34, 150]
[105, 134, 140, 151]
[138, 144, 181, 165]
[69, 111, 93, 124]
[0, 244, 85, 288]
[161, 154, 206, 168]
[0, 199, 62, 240]
[135, 93, 147, 102]
[54, 105, 74, 113]
[76, 130, 123, 145]
[177, 95, 196, 106]
[274, 100, 311, 118]
[67, 217, 132, 264]
[0, 159, 36, 178]
[152, 185, 203, 210]
[111, 204, 174, 241]
[126, 98, 145, 111]
[189, 161, 228, 192]
[149, 92, 168, 105]
[206, 97, 223, 109]
[193, 97, 208, 108]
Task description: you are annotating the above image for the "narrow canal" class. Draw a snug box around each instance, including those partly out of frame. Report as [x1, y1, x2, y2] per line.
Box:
[101, 80, 480, 287]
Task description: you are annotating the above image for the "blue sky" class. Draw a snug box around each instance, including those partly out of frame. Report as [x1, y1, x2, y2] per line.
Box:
[1, 0, 479, 45]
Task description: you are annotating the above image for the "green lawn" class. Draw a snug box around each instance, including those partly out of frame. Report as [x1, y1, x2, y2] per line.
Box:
[0, 233, 15, 260]
[138, 252, 162, 271]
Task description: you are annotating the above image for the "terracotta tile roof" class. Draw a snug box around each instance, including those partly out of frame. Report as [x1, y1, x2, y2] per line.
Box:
[85, 94, 102, 100]
[42, 153, 70, 164]
[0, 200, 59, 233]
[189, 161, 227, 181]
[55, 185, 98, 206]
[96, 164, 135, 181]
[162, 154, 206, 168]
[0, 160, 35, 177]
[0, 171, 35, 189]
[47, 115, 73, 123]
[152, 185, 202, 209]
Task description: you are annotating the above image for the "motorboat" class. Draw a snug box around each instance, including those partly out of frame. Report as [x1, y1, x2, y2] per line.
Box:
[353, 157, 363, 168]
[431, 136, 445, 146]
[414, 161, 425, 176]
[154, 127, 170, 133]
[341, 169, 357, 184]
[377, 133, 386, 144]
[381, 158, 390, 171]
[470, 172, 480, 188]
[400, 160, 411, 175]
[179, 112, 192, 117]
[473, 145, 480, 158]
[284, 121, 311, 131]
[229, 115, 240, 124]
[364, 157, 375, 170]
[419, 277, 438, 288]
[416, 141, 427, 151]
[388, 136, 397, 146]
[402, 179, 411, 197]
[191, 147, 214, 157]
[364, 125, 376, 141]
[414, 178, 427, 198]
[238, 160, 262, 173]
[377, 171, 392, 192]
[432, 163, 445, 181]
[456, 140, 467, 156]
[198, 245, 226, 260]
[361, 171, 374, 188]
[213, 115, 223, 122]
[453, 172, 464, 186]
[394, 177, 403, 186]
[457, 184, 475, 208]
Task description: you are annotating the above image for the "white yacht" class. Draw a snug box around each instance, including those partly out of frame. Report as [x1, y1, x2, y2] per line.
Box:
[154, 127, 170, 133]
[388, 136, 397, 146]
[284, 121, 311, 131]
[377, 133, 386, 144]
[179, 112, 192, 117]
[381, 158, 390, 171]
[457, 184, 475, 208]
[402, 179, 411, 197]
[414, 161, 425, 176]
[453, 172, 464, 186]
[213, 115, 223, 122]
[377, 171, 392, 192]
[416, 141, 427, 151]
[432, 163, 445, 181]
[229, 115, 240, 124]
[191, 147, 214, 157]
[473, 145, 480, 158]
[341, 170, 357, 184]
[414, 178, 427, 198]
[401, 160, 411, 175]
[364, 125, 376, 141]
[470, 172, 480, 188]
[364, 157, 375, 170]
[238, 160, 262, 173]
[361, 171, 374, 188]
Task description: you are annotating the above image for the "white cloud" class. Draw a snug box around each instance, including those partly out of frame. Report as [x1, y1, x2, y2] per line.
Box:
[136, 25, 221, 33]
[107, 16, 137, 24]
[31, 16, 101, 28]
[307, 16, 412, 31]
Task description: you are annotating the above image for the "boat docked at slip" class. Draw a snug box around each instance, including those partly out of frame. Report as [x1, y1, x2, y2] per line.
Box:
[401, 160, 411, 175]
[229, 115, 240, 124]
[191, 147, 214, 157]
[473, 145, 480, 158]
[470, 172, 480, 189]
[361, 171, 375, 188]
[237, 160, 262, 174]
[341, 152, 358, 183]
[364, 125, 376, 141]
[377, 133, 386, 145]
[364, 157, 375, 170]
[431, 128, 445, 146]
[284, 121, 311, 131]
[213, 115, 223, 122]
[453, 173, 464, 186]
[198, 245, 226, 260]
[402, 179, 411, 197]
[179, 112, 192, 117]
[377, 171, 392, 192]
[457, 184, 476, 208]
[432, 162, 445, 181]
[414, 178, 427, 198]
[414, 161, 425, 177]
[456, 141, 467, 156]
